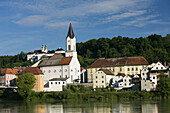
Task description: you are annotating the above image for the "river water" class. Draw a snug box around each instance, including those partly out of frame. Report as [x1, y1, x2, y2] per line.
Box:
[0, 99, 169, 113]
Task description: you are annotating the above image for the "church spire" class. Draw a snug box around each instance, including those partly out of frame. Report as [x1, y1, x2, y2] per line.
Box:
[67, 23, 75, 39]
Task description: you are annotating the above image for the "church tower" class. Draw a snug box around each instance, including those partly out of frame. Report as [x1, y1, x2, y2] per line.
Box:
[65, 23, 77, 58]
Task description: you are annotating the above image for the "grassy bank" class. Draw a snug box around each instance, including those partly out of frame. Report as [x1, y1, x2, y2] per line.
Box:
[0, 85, 169, 102]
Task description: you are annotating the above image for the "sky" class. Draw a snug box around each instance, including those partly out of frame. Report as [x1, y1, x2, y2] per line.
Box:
[0, 0, 169, 55]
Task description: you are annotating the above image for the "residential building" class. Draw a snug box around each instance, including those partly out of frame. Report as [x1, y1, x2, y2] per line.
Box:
[38, 23, 80, 85]
[0, 68, 20, 87]
[93, 69, 114, 89]
[21, 67, 44, 92]
[123, 75, 133, 89]
[112, 74, 124, 90]
[44, 78, 67, 92]
[87, 56, 149, 83]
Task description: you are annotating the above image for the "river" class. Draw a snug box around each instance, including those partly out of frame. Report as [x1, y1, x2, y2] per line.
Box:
[0, 99, 169, 113]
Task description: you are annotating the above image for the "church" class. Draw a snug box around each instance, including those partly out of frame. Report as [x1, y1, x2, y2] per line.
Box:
[37, 24, 81, 87]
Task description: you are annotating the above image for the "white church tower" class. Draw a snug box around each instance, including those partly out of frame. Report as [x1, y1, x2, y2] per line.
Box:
[65, 23, 77, 58]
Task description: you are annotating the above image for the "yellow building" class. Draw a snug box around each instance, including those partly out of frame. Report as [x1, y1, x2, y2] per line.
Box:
[22, 67, 44, 92]
[87, 56, 149, 82]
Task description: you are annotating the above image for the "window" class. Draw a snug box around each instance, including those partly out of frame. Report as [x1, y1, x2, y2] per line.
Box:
[120, 67, 122, 72]
[125, 83, 126, 86]
[136, 67, 138, 71]
[129, 83, 131, 85]
[54, 70, 56, 73]
[143, 73, 145, 76]
[96, 76, 98, 79]
[63, 82, 65, 84]
[48, 70, 51, 73]
[12, 76, 13, 78]
[59, 82, 60, 84]
[96, 85, 98, 88]
[161, 67, 163, 69]
[55, 82, 57, 84]
[65, 75, 67, 78]
[65, 69, 67, 72]
[78, 70, 79, 72]
[35, 85, 36, 87]
[109, 67, 111, 70]
[145, 84, 146, 86]
[113, 68, 114, 72]
[59, 69, 62, 72]
[40, 76, 42, 78]
[102, 81, 104, 83]
[132, 67, 134, 71]
[51, 82, 53, 84]
[125, 79, 126, 82]
[44, 70, 45, 73]
[128, 67, 130, 71]
[8, 76, 10, 78]
[96, 68, 97, 72]
[91, 69, 92, 73]
[153, 77, 155, 79]
[102, 85, 104, 88]
[68, 45, 71, 50]
[96, 81, 98, 83]
[156, 67, 158, 69]
[60, 75, 61, 78]
[71, 69, 73, 72]
[102, 76, 104, 78]
[129, 79, 131, 82]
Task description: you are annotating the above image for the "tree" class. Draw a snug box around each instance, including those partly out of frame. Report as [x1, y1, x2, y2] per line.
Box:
[156, 73, 170, 98]
[16, 73, 36, 100]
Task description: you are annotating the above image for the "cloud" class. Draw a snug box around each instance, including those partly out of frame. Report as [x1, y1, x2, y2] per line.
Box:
[10, 0, 154, 28]
[104, 10, 147, 23]
[121, 15, 159, 27]
[12, 15, 48, 26]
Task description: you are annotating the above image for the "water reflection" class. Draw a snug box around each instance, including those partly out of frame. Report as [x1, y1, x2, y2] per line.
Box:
[0, 100, 168, 113]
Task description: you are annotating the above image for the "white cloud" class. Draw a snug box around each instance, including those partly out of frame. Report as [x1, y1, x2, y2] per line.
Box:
[104, 10, 147, 23]
[13, 15, 48, 26]
[9, 0, 156, 28]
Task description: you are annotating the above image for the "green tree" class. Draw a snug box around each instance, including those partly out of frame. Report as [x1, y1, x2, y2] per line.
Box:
[16, 73, 36, 100]
[156, 73, 170, 98]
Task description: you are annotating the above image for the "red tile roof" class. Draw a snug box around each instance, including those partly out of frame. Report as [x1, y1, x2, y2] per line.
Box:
[1, 68, 19, 74]
[89, 56, 149, 68]
[98, 69, 114, 75]
[21, 67, 43, 75]
[1, 68, 20, 75]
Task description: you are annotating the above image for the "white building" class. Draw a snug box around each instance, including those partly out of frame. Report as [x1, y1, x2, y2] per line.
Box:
[44, 78, 67, 92]
[38, 24, 81, 86]
[123, 75, 133, 88]
[27, 45, 55, 63]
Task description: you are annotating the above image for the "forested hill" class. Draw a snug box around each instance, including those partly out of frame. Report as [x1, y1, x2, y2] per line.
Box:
[77, 34, 170, 67]
[0, 34, 169, 68]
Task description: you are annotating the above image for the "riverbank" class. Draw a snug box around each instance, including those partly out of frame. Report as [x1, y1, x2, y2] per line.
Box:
[0, 85, 169, 102]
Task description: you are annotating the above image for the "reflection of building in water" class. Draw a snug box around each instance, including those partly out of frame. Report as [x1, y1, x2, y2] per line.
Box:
[44, 104, 63, 113]
[93, 103, 111, 113]
[35, 104, 45, 113]
[142, 103, 158, 113]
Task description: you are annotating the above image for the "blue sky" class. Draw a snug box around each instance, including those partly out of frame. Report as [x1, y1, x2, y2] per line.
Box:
[0, 0, 169, 55]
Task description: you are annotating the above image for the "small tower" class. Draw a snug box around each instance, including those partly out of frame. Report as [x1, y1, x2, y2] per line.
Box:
[65, 23, 77, 58]
[44, 45, 47, 53]
[41, 44, 44, 52]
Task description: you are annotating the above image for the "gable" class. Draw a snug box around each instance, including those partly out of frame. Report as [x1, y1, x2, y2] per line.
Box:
[151, 62, 166, 71]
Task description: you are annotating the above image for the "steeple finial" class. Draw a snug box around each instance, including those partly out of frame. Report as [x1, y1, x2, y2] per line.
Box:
[67, 23, 74, 39]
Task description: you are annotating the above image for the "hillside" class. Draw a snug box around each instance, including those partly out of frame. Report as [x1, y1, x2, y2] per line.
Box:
[77, 34, 170, 67]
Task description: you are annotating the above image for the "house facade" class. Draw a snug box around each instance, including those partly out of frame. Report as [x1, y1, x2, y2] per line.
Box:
[21, 67, 44, 92]
[87, 56, 149, 83]
[0, 68, 20, 87]
[44, 78, 67, 92]
[93, 69, 114, 89]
